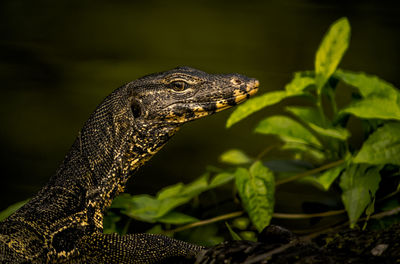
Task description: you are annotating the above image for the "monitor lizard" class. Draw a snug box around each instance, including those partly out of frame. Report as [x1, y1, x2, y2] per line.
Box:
[0, 66, 259, 263]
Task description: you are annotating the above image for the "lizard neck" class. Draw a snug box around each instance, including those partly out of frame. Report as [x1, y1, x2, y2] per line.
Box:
[47, 85, 181, 216]
[85, 120, 180, 210]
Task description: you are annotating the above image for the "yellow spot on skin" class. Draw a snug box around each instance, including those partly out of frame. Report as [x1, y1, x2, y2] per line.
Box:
[130, 158, 139, 166]
[216, 99, 227, 107]
[233, 81, 259, 104]
[192, 106, 208, 119]
[194, 112, 208, 119]
[57, 251, 68, 257]
[233, 89, 245, 97]
[193, 106, 205, 112]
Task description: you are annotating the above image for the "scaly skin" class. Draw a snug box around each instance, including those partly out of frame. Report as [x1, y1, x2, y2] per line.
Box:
[0, 67, 259, 263]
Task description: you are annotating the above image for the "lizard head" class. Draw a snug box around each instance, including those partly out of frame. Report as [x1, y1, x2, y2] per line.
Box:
[128, 66, 259, 124]
[64, 67, 259, 204]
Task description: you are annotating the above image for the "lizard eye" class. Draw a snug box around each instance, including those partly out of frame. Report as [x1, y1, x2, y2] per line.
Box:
[170, 81, 188, 91]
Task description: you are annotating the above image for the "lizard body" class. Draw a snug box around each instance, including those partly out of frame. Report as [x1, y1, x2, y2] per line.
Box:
[0, 67, 258, 263]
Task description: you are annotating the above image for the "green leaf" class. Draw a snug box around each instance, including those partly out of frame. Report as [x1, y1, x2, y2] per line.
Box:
[285, 73, 315, 93]
[157, 211, 198, 225]
[119, 195, 161, 222]
[111, 193, 137, 210]
[226, 90, 303, 128]
[113, 193, 193, 223]
[225, 222, 242, 240]
[311, 125, 350, 141]
[317, 163, 346, 190]
[235, 161, 275, 232]
[287, 106, 350, 140]
[209, 172, 235, 188]
[219, 149, 252, 165]
[340, 97, 400, 121]
[315, 17, 351, 89]
[116, 194, 194, 223]
[157, 183, 184, 200]
[339, 164, 381, 228]
[281, 142, 326, 162]
[354, 123, 400, 165]
[181, 173, 209, 196]
[335, 70, 400, 120]
[255, 116, 321, 147]
[0, 200, 28, 222]
[335, 69, 399, 98]
[156, 174, 209, 217]
[304, 163, 346, 190]
[112, 174, 213, 223]
[157, 196, 194, 219]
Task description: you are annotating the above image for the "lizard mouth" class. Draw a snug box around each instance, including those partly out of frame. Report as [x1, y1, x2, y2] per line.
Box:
[215, 79, 259, 112]
[162, 79, 259, 122]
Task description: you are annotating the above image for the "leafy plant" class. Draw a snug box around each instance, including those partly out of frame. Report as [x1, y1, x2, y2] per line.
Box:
[103, 17, 400, 239]
[225, 17, 400, 229]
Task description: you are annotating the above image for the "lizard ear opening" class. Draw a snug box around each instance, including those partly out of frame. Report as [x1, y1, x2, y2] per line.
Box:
[131, 100, 142, 118]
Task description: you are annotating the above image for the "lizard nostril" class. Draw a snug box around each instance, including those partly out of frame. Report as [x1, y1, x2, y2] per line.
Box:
[233, 78, 242, 85]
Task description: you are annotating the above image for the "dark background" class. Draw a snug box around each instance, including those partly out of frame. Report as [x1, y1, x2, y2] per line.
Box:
[1, 0, 399, 211]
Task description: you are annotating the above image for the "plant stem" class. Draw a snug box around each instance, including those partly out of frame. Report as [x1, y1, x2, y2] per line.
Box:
[165, 208, 346, 234]
[379, 186, 400, 202]
[273, 209, 345, 219]
[165, 211, 244, 234]
[256, 143, 282, 161]
[316, 86, 326, 126]
[369, 206, 400, 220]
[327, 88, 338, 116]
[121, 218, 132, 235]
[276, 159, 345, 186]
